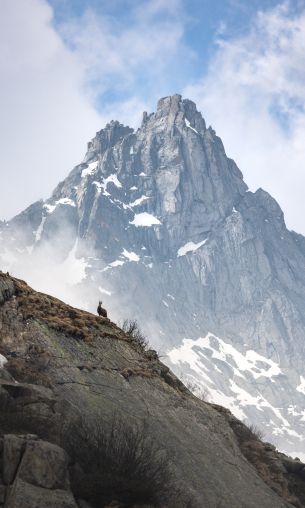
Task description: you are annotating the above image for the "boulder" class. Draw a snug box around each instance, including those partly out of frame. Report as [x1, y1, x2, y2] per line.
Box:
[0, 434, 77, 508]
[17, 440, 70, 490]
[2, 435, 24, 485]
[5, 479, 77, 508]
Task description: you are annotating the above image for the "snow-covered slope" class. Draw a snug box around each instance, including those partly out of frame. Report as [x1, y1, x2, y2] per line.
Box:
[2, 95, 305, 456]
[168, 333, 305, 459]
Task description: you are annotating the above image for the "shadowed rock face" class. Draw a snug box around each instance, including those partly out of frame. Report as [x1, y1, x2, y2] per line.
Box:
[2, 95, 305, 455]
[0, 273, 304, 508]
[0, 434, 78, 508]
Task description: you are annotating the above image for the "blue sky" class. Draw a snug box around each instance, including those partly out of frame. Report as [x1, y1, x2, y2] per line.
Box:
[47, 0, 286, 114]
[1, 0, 305, 234]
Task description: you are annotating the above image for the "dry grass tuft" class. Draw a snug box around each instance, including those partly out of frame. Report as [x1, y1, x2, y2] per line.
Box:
[119, 367, 155, 380]
[5, 354, 52, 387]
[10, 276, 126, 344]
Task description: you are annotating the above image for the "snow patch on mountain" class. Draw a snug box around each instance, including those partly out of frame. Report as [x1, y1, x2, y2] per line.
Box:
[93, 174, 123, 198]
[185, 118, 198, 134]
[130, 212, 161, 227]
[56, 198, 76, 207]
[297, 376, 305, 395]
[43, 203, 56, 213]
[102, 260, 125, 272]
[34, 216, 46, 242]
[177, 239, 207, 257]
[167, 333, 297, 436]
[81, 160, 99, 178]
[129, 195, 150, 207]
[122, 249, 140, 262]
[104, 174, 122, 188]
[43, 198, 75, 214]
[168, 334, 282, 383]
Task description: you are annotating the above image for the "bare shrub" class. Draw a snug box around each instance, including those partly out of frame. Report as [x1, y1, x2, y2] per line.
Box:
[179, 374, 210, 402]
[237, 421, 265, 443]
[246, 423, 265, 441]
[65, 415, 177, 507]
[121, 319, 148, 351]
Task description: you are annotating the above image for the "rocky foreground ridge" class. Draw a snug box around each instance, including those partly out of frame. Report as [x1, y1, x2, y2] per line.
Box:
[1, 272, 305, 507]
[2, 95, 305, 455]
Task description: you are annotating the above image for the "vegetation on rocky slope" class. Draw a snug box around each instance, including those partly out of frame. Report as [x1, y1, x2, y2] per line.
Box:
[1, 271, 305, 507]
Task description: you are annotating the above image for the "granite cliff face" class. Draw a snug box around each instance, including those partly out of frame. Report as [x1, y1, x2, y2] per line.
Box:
[1, 95, 305, 457]
[1, 272, 305, 508]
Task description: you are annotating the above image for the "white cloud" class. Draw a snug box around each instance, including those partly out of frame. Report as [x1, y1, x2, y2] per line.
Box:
[184, 1, 305, 234]
[0, 0, 189, 220]
[0, 0, 102, 220]
[57, 0, 191, 125]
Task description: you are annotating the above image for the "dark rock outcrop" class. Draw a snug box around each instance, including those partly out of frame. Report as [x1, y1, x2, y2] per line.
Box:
[0, 275, 14, 305]
[0, 434, 77, 508]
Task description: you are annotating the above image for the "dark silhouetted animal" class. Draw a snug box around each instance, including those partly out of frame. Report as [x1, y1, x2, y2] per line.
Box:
[97, 301, 107, 318]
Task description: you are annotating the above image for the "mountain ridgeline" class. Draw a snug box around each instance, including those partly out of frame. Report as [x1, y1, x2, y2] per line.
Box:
[1, 94, 305, 456]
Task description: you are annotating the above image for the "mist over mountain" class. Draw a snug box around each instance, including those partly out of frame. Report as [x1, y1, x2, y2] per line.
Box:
[2, 94, 305, 458]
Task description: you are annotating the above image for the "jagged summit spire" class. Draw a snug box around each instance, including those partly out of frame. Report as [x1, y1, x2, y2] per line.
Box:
[153, 94, 206, 133]
[156, 93, 183, 113]
[88, 95, 207, 147]
[156, 94, 199, 116]
[85, 120, 134, 162]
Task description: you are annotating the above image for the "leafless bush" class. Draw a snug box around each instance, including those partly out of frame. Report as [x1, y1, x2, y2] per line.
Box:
[121, 319, 148, 351]
[233, 420, 265, 445]
[179, 374, 210, 402]
[246, 423, 265, 441]
[65, 415, 177, 507]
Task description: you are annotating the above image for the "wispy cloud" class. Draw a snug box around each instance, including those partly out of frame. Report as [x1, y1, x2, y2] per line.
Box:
[0, 0, 190, 219]
[0, 0, 103, 220]
[184, 1, 305, 233]
[56, 0, 192, 123]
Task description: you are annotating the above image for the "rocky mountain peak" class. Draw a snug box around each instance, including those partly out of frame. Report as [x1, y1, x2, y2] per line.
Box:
[152, 94, 207, 135]
[85, 120, 134, 163]
[156, 93, 182, 112]
[3, 95, 305, 459]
